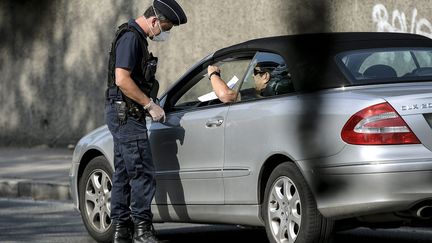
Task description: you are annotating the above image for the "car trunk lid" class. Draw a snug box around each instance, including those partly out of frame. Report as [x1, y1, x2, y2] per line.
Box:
[350, 82, 432, 151]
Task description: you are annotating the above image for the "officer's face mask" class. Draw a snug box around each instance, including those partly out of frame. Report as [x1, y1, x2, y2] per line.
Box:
[152, 21, 170, 42]
[145, 7, 170, 42]
[145, 18, 170, 42]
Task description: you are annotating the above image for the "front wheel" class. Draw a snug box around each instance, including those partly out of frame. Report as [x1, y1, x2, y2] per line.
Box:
[78, 156, 114, 243]
[263, 162, 333, 243]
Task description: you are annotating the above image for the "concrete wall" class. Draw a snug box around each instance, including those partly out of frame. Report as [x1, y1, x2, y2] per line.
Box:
[1, 0, 432, 147]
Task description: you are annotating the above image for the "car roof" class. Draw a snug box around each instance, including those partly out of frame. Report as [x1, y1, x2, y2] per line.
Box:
[215, 32, 432, 56]
[214, 32, 432, 91]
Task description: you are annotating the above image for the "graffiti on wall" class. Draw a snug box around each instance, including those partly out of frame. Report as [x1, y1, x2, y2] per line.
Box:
[372, 3, 432, 38]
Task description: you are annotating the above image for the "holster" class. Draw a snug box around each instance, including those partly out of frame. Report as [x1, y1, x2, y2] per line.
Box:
[106, 87, 146, 123]
[127, 103, 146, 122]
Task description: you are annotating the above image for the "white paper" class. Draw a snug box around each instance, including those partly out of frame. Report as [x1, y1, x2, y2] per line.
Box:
[198, 76, 239, 102]
[226, 75, 239, 89]
[198, 92, 218, 102]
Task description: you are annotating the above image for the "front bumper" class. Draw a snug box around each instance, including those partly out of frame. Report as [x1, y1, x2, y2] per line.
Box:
[301, 145, 432, 219]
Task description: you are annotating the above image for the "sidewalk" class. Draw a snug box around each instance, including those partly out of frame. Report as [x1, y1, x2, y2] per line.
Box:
[0, 147, 73, 201]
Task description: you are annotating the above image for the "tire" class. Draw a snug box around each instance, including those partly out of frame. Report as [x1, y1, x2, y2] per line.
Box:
[263, 162, 333, 243]
[79, 156, 114, 243]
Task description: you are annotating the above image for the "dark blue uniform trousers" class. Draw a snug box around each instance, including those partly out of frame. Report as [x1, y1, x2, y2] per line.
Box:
[106, 101, 156, 225]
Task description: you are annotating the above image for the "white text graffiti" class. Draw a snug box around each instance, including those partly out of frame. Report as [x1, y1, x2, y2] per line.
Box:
[372, 3, 432, 38]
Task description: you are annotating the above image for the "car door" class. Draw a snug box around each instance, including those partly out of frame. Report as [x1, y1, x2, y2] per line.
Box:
[223, 52, 296, 204]
[149, 55, 252, 206]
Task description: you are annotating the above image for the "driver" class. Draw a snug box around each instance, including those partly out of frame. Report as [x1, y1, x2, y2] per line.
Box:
[207, 61, 279, 103]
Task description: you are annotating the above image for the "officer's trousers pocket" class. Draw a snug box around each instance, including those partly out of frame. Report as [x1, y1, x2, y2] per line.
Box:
[122, 139, 154, 180]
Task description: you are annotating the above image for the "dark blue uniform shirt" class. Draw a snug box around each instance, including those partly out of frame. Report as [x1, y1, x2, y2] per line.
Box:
[115, 19, 147, 84]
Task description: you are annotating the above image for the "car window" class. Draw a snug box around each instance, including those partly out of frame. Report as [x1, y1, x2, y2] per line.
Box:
[173, 58, 252, 111]
[358, 51, 417, 77]
[337, 48, 432, 84]
[237, 52, 294, 102]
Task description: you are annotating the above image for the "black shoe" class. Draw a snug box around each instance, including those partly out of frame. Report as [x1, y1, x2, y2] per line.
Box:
[113, 221, 134, 243]
[133, 222, 159, 243]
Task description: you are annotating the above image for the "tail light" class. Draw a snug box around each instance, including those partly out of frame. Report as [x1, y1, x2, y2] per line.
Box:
[341, 102, 420, 145]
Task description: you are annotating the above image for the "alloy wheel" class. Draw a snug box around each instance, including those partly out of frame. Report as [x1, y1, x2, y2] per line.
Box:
[84, 169, 112, 233]
[267, 176, 302, 243]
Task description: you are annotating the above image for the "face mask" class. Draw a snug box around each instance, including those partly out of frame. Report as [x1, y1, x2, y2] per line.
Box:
[152, 22, 170, 42]
[144, 5, 170, 42]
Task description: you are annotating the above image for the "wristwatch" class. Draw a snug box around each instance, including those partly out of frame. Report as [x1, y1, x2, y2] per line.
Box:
[208, 71, 221, 80]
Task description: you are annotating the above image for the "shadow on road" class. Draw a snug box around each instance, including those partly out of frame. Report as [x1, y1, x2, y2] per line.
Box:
[334, 227, 432, 243]
[156, 224, 432, 243]
[0, 198, 431, 243]
[157, 225, 268, 243]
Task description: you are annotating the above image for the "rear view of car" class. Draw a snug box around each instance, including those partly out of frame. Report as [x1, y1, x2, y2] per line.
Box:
[261, 36, 432, 243]
[304, 86, 432, 216]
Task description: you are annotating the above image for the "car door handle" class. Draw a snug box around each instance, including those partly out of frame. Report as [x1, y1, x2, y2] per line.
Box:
[206, 118, 224, 128]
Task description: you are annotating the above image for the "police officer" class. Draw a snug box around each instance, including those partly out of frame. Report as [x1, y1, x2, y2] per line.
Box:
[105, 1, 187, 243]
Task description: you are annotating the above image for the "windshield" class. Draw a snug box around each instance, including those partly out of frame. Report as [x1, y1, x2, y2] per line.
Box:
[337, 48, 432, 85]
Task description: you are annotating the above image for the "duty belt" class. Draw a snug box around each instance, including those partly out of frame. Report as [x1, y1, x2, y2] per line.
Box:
[105, 87, 122, 100]
[127, 104, 146, 122]
[106, 87, 147, 122]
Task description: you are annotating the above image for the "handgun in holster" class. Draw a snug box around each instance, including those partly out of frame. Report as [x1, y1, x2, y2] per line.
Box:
[114, 101, 127, 124]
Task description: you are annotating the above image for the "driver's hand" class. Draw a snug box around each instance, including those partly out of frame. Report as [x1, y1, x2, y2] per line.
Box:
[208, 65, 220, 76]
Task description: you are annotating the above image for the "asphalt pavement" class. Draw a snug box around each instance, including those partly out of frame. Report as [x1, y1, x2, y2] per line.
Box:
[1, 198, 432, 243]
[1, 147, 432, 242]
[0, 146, 73, 201]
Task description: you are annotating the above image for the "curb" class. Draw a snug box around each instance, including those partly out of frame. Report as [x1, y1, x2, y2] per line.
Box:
[0, 178, 71, 201]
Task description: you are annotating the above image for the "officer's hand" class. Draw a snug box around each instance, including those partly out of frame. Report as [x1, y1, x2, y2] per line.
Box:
[208, 65, 220, 76]
[145, 100, 166, 123]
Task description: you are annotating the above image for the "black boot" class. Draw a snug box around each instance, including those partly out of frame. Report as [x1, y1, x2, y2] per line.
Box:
[113, 221, 134, 243]
[133, 222, 159, 243]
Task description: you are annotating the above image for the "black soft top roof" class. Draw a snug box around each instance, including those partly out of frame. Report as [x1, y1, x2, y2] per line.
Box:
[215, 32, 432, 56]
[214, 32, 432, 91]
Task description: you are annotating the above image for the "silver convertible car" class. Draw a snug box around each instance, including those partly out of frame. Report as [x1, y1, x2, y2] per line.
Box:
[70, 32, 432, 243]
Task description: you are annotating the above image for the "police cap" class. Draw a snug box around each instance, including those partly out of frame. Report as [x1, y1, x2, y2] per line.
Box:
[154, 0, 187, 26]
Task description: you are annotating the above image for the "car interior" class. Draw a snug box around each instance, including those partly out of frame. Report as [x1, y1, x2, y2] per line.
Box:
[363, 64, 398, 79]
